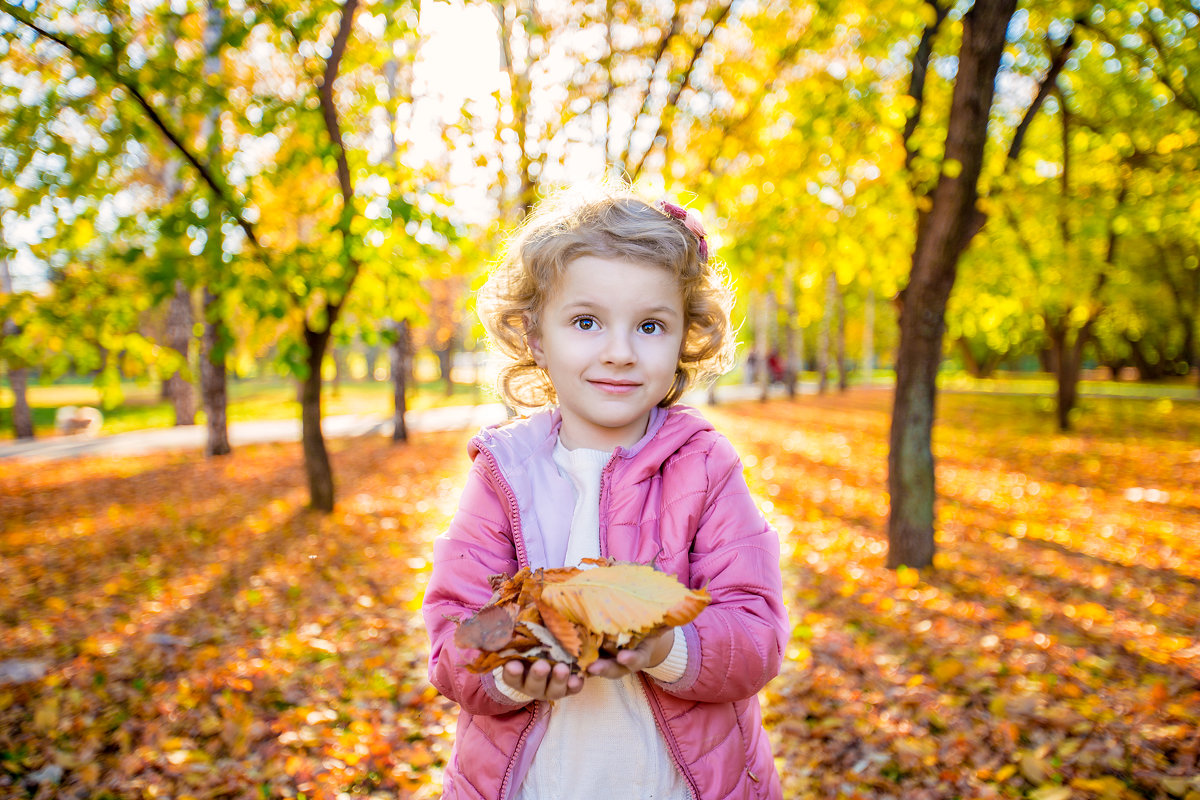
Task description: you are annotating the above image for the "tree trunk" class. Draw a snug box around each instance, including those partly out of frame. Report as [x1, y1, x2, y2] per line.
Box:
[756, 292, 770, 402]
[1, 259, 33, 440]
[863, 284, 876, 383]
[200, 288, 231, 456]
[365, 344, 382, 381]
[331, 345, 347, 396]
[836, 282, 848, 392]
[957, 338, 1000, 378]
[198, 3, 229, 457]
[1047, 317, 1090, 431]
[165, 280, 196, 425]
[6, 363, 33, 440]
[1125, 335, 1163, 381]
[303, 325, 335, 511]
[888, 0, 1017, 570]
[391, 320, 410, 444]
[957, 338, 982, 377]
[784, 272, 798, 399]
[818, 270, 833, 395]
[1181, 316, 1196, 376]
[436, 345, 455, 397]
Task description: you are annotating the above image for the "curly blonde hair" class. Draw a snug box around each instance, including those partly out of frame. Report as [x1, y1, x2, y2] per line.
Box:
[477, 187, 736, 410]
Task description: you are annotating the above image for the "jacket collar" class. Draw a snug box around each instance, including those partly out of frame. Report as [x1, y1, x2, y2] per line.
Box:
[470, 404, 713, 482]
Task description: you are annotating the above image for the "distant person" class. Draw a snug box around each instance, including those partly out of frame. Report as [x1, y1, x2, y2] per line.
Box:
[767, 350, 785, 384]
[423, 185, 789, 799]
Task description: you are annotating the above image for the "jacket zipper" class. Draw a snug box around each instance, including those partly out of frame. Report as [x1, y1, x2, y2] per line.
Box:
[638, 675, 701, 799]
[597, 454, 619, 557]
[604, 451, 700, 798]
[476, 443, 539, 800]
[475, 445, 530, 571]
[499, 702, 542, 800]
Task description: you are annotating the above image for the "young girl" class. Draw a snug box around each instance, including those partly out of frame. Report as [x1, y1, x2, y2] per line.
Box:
[423, 187, 790, 800]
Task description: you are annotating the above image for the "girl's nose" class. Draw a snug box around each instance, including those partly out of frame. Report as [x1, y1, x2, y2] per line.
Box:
[601, 331, 636, 364]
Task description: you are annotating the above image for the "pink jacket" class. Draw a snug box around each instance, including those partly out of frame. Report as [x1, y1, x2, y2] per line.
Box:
[423, 404, 790, 799]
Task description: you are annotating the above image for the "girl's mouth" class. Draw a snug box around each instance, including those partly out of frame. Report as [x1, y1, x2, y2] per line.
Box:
[590, 380, 640, 394]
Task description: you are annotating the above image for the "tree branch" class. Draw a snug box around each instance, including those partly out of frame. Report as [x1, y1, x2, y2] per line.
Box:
[903, 0, 949, 172]
[319, 0, 358, 211]
[1, 3, 263, 252]
[1141, 22, 1200, 115]
[1006, 27, 1076, 166]
[628, 0, 735, 180]
[1079, 17, 1200, 118]
[616, 8, 681, 170]
[317, 0, 362, 325]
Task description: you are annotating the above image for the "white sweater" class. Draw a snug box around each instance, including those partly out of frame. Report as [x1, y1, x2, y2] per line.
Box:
[498, 441, 691, 800]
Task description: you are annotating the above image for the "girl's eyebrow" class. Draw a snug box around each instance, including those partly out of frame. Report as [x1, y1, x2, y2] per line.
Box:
[560, 300, 681, 319]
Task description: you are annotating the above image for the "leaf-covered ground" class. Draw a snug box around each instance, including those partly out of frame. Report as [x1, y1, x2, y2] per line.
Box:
[1, 391, 1197, 799]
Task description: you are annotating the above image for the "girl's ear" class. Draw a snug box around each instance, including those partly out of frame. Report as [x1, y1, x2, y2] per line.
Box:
[524, 314, 547, 368]
[528, 333, 546, 368]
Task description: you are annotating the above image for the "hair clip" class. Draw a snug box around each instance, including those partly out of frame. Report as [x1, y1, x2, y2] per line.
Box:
[657, 200, 709, 263]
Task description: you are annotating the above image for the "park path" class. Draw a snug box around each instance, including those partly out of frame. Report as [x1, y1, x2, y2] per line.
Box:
[3, 379, 1194, 463]
[0, 405, 516, 463]
[0, 383, 803, 463]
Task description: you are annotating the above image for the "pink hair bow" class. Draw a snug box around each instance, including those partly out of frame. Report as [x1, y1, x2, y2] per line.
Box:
[657, 200, 709, 262]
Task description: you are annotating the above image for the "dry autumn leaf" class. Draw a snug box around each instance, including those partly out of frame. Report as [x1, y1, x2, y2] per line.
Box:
[4, 392, 1197, 799]
[455, 561, 710, 674]
[453, 604, 515, 652]
[541, 562, 710, 637]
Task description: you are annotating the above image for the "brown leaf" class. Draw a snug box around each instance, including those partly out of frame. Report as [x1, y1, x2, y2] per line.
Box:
[454, 604, 515, 652]
[536, 599, 583, 658]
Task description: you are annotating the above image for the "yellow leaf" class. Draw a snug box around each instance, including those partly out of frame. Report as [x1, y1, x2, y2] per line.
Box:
[1021, 751, 1050, 784]
[932, 659, 964, 682]
[896, 565, 920, 587]
[1158, 777, 1191, 797]
[33, 697, 59, 733]
[1072, 776, 1132, 799]
[1030, 786, 1072, 800]
[541, 563, 709, 637]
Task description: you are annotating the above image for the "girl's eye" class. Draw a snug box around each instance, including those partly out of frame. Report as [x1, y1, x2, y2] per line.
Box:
[573, 316, 597, 331]
[639, 321, 663, 335]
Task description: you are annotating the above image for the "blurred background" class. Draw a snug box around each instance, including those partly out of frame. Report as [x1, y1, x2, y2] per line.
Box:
[2, 0, 1196, 445]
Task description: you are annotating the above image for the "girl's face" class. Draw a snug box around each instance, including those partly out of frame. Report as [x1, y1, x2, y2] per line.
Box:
[529, 255, 685, 451]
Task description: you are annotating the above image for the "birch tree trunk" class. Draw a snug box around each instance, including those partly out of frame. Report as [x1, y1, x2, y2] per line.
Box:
[199, 0, 229, 455]
[837, 282, 848, 392]
[165, 280, 196, 425]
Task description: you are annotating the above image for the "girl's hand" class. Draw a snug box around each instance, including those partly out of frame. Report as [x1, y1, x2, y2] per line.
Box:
[501, 659, 585, 701]
[587, 628, 675, 680]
